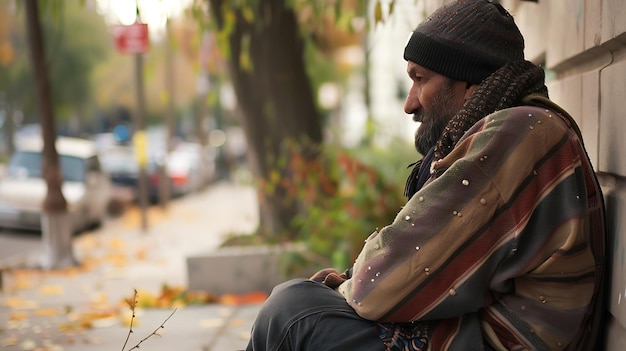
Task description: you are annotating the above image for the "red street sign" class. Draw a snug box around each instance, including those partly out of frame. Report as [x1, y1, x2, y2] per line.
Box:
[112, 23, 149, 54]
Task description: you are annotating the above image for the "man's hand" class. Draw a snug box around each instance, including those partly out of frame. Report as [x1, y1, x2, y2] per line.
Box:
[309, 268, 349, 289]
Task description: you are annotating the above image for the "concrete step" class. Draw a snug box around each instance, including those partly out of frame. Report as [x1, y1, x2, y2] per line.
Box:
[186, 244, 319, 295]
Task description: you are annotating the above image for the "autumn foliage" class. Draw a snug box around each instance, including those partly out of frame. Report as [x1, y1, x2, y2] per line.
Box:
[262, 140, 412, 272]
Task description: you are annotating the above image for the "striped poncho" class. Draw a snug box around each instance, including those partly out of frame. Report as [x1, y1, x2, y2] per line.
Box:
[338, 102, 606, 350]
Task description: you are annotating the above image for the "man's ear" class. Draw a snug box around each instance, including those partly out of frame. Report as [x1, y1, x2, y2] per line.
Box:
[464, 83, 478, 100]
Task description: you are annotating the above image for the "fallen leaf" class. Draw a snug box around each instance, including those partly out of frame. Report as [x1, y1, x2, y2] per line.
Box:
[38, 341, 64, 351]
[11, 269, 41, 277]
[120, 312, 140, 327]
[229, 318, 246, 327]
[90, 315, 118, 328]
[7, 320, 29, 330]
[78, 310, 119, 328]
[79, 256, 100, 270]
[199, 318, 225, 328]
[186, 290, 219, 304]
[219, 291, 268, 305]
[39, 285, 64, 295]
[9, 311, 29, 321]
[56, 267, 82, 276]
[82, 336, 103, 345]
[19, 338, 36, 350]
[57, 322, 86, 333]
[34, 309, 58, 317]
[76, 235, 98, 251]
[109, 238, 127, 251]
[1, 335, 18, 347]
[134, 289, 157, 308]
[103, 253, 128, 266]
[3, 297, 38, 309]
[12, 276, 34, 290]
[88, 293, 110, 310]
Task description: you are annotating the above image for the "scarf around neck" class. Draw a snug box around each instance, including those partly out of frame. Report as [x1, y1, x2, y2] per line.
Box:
[404, 60, 548, 199]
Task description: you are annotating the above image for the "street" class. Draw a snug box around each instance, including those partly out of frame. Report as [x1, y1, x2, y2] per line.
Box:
[0, 229, 41, 269]
[0, 181, 262, 351]
[0, 210, 130, 270]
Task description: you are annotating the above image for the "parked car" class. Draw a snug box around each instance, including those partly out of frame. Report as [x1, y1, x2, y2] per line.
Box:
[99, 145, 139, 213]
[147, 157, 174, 203]
[0, 136, 112, 233]
[166, 142, 216, 197]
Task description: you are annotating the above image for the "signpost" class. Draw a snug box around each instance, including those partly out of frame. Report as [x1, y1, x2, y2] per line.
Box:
[112, 23, 149, 54]
[113, 22, 149, 231]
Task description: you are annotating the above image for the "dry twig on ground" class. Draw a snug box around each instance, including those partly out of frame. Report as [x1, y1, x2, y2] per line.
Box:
[122, 289, 177, 351]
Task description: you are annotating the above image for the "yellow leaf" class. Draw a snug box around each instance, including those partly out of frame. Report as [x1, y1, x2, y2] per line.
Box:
[76, 234, 99, 251]
[199, 318, 225, 328]
[104, 253, 128, 266]
[109, 237, 127, 251]
[89, 293, 109, 309]
[136, 247, 148, 260]
[79, 311, 119, 328]
[242, 6, 254, 23]
[34, 308, 58, 317]
[19, 338, 36, 350]
[3, 297, 38, 309]
[39, 285, 64, 295]
[9, 311, 29, 321]
[269, 169, 280, 184]
[1, 335, 18, 347]
[12, 276, 34, 290]
[374, 1, 383, 25]
[229, 318, 245, 327]
[121, 313, 139, 327]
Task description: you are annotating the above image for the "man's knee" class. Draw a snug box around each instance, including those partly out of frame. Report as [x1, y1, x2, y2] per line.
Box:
[259, 278, 348, 319]
[249, 278, 383, 351]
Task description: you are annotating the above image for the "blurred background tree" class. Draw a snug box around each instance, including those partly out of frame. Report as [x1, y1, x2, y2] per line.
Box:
[198, 0, 374, 240]
[0, 1, 111, 144]
[1, 0, 412, 268]
[22, 0, 74, 269]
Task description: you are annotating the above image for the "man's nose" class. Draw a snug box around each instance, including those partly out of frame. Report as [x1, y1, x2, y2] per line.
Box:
[404, 93, 421, 115]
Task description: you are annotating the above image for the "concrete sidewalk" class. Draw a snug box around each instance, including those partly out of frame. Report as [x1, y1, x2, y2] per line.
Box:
[0, 181, 263, 351]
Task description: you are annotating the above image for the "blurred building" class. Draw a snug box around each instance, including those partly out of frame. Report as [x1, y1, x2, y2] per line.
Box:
[367, 0, 423, 146]
[508, 0, 626, 346]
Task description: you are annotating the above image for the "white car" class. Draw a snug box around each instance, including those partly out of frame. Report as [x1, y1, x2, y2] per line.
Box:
[0, 136, 112, 233]
[166, 142, 216, 197]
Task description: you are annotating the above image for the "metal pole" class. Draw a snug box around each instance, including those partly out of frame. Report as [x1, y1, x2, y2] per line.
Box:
[160, 19, 174, 208]
[134, 51, 148, 232]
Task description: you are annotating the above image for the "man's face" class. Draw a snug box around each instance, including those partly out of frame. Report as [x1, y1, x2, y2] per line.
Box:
[404, 62, 469, 155]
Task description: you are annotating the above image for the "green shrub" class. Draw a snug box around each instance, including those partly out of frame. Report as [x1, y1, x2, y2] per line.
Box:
[286, 138, 416, 273]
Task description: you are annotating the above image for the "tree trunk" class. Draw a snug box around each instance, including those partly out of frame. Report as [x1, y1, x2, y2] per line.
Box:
[23, 0, 75, 269]
[209, 0, 323, 240]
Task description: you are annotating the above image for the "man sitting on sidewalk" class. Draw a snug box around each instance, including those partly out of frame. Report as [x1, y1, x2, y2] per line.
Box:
[246, 0, 607, 350]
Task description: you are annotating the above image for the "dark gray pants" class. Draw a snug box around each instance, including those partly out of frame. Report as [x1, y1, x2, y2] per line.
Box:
[246, 278, 384, 351]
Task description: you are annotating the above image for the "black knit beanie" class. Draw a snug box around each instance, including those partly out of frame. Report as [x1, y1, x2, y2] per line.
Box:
[404, 0, 525, 84]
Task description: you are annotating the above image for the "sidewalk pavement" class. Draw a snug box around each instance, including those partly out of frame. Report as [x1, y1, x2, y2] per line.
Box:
[0, 181, 263, 351]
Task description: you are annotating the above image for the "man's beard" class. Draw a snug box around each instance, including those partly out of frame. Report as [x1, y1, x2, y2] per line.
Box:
[414, 80, 464, 156]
